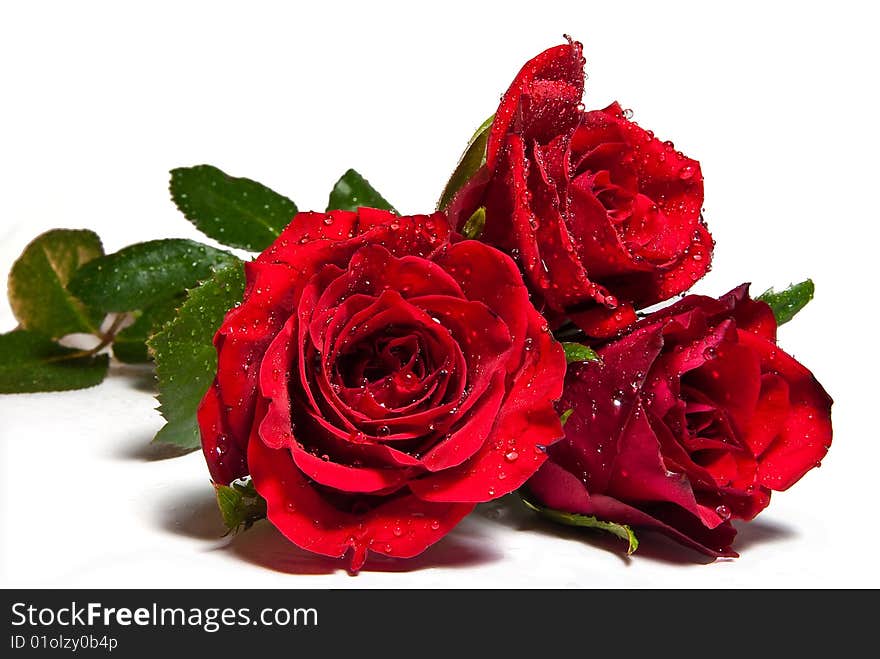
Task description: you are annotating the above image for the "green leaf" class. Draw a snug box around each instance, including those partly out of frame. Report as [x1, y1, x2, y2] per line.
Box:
[560, 408, 574, 426]
[562, 342, 600, 364]
[215, 478, 267, 534]
[68, 239, 239, 312]
[7, 229, 105, 338]
[437, 114, 494, 210]
[0, 330, 109, 394]
[148, 263, 246, 450]
[757, 279, 815, 325]
[170, 164, 298, 251]
[461, 206, 486, 239]
[521, 494, 639, 555]
[326, 169, 396, 213]
[112, 297, 183, 363]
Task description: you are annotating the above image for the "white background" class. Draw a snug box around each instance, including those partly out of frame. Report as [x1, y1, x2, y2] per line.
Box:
[1, 1, 877, 588]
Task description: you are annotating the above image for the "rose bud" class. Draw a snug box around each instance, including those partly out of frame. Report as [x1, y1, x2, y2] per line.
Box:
[447, 40, 712, 336]
[525, 285, 832, 556]
[198, 208, 566, 571]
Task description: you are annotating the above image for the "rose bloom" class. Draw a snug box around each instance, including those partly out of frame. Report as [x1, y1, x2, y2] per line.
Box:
[526, 285, 832, 556]
[448, 40, 712, 336]
[198, 208, 565, 570]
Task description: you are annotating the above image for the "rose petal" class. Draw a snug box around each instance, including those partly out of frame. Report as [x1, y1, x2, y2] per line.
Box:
[684, 340, 762, 437]
[606, 401, 722, 529]
[579, 104, 704, 262]
[553, 324, 664, 493]
[738, 330, 833, 490]
[724, 285, 777, 341]
[411, 302, 565, 502]
[486, 135, 607, 314]
[197, 382, 247, 485]
[648, 220, 713, 303]
[434, 239, 528, 375]
[249, 429, 472, 570]
[287, 444, 415, 494]
[324, 244, 465, 302]
[214, 260, 298, 448]
[744, 373, 791, 457]
[420, 373, 506, 472]
[526, 461, 737, 557]
[566, 303, 638, 338]
[259, 209, 451, 268]
[487, 40, 585, 167]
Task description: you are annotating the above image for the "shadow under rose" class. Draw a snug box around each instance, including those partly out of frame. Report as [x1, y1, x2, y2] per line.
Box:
[732, 517, 797, 551]
[230, 517, 501, 576]
[113, 434, 196, 462]
[475, 494, 796, 566]
[109, 362, 157, 393]
[474, 495, 642, 565]
[154, 483, 228, 540]
[154, 485, 502, 576]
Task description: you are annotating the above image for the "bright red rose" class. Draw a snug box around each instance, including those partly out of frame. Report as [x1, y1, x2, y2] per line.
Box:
[448, 40, 712, 337]
[526, 285, 832, 556]
[198, 208, 565, 570]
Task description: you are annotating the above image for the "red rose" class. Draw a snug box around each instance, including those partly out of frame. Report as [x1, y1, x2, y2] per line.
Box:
[198, 208, 565, 570]
[526, 285, 832, 556]
[448, 40, 712, 336]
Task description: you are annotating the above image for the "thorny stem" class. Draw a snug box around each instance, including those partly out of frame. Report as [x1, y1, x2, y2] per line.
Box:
[45, 313, 128, 362]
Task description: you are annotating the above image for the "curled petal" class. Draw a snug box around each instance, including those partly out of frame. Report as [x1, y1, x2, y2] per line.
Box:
[249, 430, 472, 571]
[527, 462, 738, 557]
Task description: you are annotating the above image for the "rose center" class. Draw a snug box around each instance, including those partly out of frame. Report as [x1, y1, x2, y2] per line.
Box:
[337, 332, 425, 388]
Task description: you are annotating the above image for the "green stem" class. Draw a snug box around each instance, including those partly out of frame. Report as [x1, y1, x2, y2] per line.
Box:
[45, 313, 127, 363]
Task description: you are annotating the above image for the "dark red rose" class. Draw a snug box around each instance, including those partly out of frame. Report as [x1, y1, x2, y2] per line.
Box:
[198, 208, 565, 570]
[448, 40, 712, 337]
[526, 285, 832, 556]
